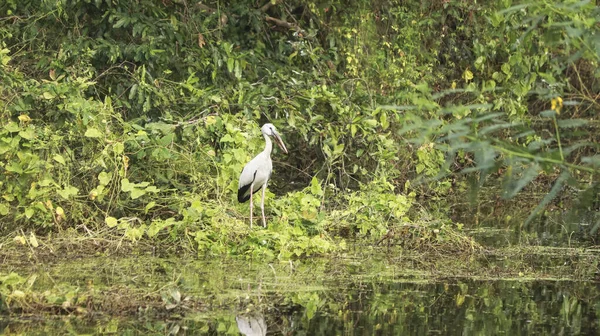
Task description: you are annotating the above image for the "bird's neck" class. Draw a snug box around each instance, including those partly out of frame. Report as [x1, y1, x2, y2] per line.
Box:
[263, 133, 273, 155]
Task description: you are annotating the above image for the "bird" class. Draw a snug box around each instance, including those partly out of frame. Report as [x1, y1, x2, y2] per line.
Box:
[238, 123, 288, 228]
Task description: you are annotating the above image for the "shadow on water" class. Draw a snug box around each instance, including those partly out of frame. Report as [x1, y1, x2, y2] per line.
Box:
[1, 263, 600, 335]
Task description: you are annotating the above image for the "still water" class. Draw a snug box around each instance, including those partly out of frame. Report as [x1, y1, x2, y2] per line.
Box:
[1, 254, 599, 335]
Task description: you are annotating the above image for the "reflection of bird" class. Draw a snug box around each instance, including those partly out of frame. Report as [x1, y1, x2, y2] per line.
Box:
[236, 314, 267, 336]
[238, 123, 288, 228]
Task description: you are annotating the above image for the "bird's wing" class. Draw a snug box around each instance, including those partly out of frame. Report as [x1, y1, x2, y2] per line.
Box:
[238, 157, 258, 187]
[238, 153, 270, 203]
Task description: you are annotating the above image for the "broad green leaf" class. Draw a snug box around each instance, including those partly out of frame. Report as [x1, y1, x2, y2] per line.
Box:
[5, 161, 23, 174]
[24, 207, 34, 219]
[4, 122, 20, 132]
[363, 119, 378, 128]
[29, 232, 39, 248]
[462, 69, 474, 81]
[19, 128, 35, 140]
[113, 142, 124, 155]
[557, 119, 587, 128]
[55, 207, 64, 217]
[501, 63, 511, 75]
[58, 186, 79, 199]
[145, 201, 156, 214]
[105, 216, 118, 228]
[42, 92, 55, 99]
[145, 186, 159, 193]
[121, 178, 134, 192]
[310, 177, 323, 196]
[85, 128, 103, 138]
[53, 154, 66, 165]
[99, 172, 111, 185]
[581, 155, 600, 166]
[130, 188, 146, 199]
[0, 203, 9, 215]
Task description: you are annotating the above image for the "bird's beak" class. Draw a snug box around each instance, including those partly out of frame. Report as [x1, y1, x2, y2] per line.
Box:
[273, 132, 288, 154]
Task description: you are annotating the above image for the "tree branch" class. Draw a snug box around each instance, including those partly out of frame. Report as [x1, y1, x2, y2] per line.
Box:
[196, 2, 216, 14]
[260, 0, 283, 12]
[265, 15, 304, 34]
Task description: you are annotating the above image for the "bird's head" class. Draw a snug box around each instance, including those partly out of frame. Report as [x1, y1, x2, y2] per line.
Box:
[261, 123, 288, 154]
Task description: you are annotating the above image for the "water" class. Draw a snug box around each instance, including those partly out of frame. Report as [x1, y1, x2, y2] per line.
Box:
[2, 254, 599, 335]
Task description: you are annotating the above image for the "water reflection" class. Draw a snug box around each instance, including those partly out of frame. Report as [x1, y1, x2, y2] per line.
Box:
[2, 279, 599, 335]
[235, 313, 266, 336]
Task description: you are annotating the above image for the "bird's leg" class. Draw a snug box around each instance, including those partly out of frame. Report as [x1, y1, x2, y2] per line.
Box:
[249, 183, 254, 228]
[261, 182, 268, 228]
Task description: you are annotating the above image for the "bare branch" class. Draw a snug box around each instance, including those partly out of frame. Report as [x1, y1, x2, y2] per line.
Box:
[196, 2, 216, 14]
[260, 0, 283, 12]
[265, 15, 303, 33]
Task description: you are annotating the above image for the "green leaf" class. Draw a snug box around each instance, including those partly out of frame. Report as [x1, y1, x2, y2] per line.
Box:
[130, 188, 146, 199]
[227, 57, 234, 73]
[363, 119, 378, 128]
[4, 122, 20, 132]
[105, 216, 118, 228]
[145, 201, 157, 214]
[145, 186, 160, 193]
[58, 186, 79, 199]
[462, 69, 474, 81]
[310, 177, 323, 196]
[19, 128, 35, 140]
[5, 161, 23, 174]
[113, 18, 128, 28]
[380, 112, 389, 130]
[53, 154, 66, 165]
[0, 203, 9, 215]
[129, 84, 138, 100]
[113, 142, 124, 155]
[84, 128, 103, 138]
[581, 155, 600, 166]
[42, 91, 55, 99]
[557, 119, 588, 128]
[25, 207, 34, 219]
[99, 172, 112, 185]
[121, 178, 134, 192]
[501, 63, 511, 75]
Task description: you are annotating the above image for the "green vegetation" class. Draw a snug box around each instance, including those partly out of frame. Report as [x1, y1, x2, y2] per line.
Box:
[0, 0, 598, 258]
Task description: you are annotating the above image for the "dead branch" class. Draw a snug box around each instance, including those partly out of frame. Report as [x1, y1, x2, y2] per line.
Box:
[260, 0, 283, 12]
[265, 15, 303, 33]
[196, 2, 216, 14]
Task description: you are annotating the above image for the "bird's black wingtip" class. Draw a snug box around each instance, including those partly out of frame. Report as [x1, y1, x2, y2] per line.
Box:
[237, 184, 251, 203]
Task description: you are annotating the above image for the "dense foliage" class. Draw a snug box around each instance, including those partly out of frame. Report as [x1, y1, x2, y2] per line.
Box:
[0, 0, 598, 256]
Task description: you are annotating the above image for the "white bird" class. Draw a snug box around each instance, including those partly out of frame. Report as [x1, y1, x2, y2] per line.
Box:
[238, 123, 288, 228]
